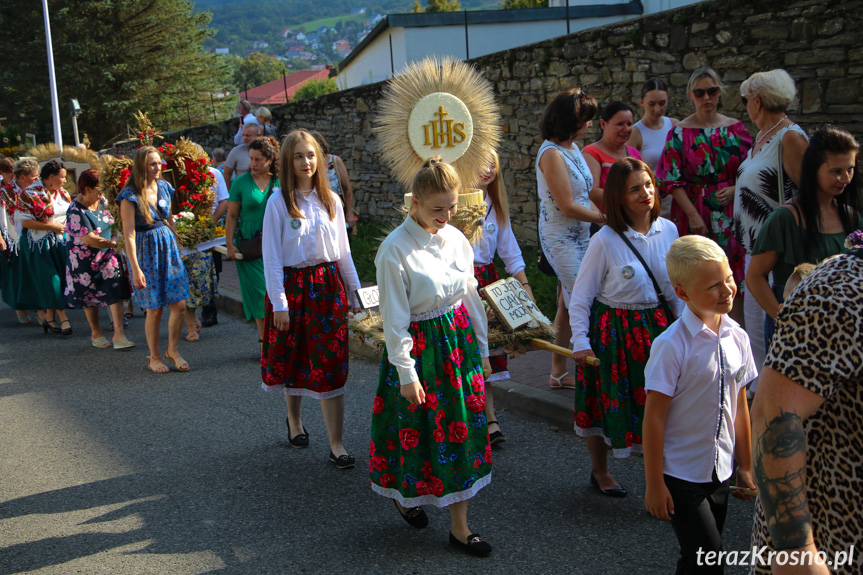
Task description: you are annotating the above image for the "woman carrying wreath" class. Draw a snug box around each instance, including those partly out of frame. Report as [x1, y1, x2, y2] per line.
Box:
[371, 157, 494, 557]
[570, 158, 683, 497]
[118, 146, 190, 373]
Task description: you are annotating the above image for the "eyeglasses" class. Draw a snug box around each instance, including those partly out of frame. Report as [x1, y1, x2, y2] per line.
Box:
[692, 86, 721, 99]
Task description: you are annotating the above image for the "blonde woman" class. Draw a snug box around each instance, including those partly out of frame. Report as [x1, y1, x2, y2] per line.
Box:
[117, 146, 190, 373]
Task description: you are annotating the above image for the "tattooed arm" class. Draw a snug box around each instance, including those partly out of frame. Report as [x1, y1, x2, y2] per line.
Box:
[750, 366, 829, 575]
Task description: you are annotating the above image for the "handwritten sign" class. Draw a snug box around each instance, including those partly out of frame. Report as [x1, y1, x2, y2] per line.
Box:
[356, 286, 380, 310]
[481, 278, 552, 331]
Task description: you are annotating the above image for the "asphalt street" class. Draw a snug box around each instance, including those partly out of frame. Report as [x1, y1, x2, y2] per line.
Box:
[0, 305, 757, 575]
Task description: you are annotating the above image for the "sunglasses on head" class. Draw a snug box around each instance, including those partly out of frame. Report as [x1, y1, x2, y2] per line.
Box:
[692, 86, 721, 99]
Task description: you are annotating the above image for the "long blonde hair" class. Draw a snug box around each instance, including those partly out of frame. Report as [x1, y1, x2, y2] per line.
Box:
[128, 145, 159, 224]
[484, 151, 509, 227]
[278, 129, 338, 220]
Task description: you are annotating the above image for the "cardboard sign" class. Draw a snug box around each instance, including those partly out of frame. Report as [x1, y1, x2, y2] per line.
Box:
[480, 277, 552, 331]
[356, 285, 380, 310]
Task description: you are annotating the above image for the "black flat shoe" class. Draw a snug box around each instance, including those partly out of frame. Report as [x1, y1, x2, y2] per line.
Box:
[488, 420, 506, 446]
[394, 499, 428, 528]
[329, 451, 355, 469]
[449, 532, 492, 557]
[590, 472, 627, 498]
[285, 418, 309, 448]
[44, 320, 61, 334]
[59, 319, 72, 336]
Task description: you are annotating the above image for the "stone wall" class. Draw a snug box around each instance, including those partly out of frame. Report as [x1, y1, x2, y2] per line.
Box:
[112, 0, 863, 244]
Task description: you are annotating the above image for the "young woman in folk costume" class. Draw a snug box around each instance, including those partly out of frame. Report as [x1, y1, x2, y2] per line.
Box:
[260, 129, 361, 469]
[471, 150, 534, 446]
[372, 156, 494, 557]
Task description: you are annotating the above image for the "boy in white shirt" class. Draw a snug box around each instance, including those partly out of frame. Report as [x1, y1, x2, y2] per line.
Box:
[643, 235, 758, 574]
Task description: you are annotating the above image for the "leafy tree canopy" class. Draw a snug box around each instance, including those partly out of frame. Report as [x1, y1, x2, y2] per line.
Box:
[0, 0, 234, 149]
[233, 52, 286, 90]
[502, 0, 547, 8]
[413, 0, 462, 12]
[293, 78, 338, 101]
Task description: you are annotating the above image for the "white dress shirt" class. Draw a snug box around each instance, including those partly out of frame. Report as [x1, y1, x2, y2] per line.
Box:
[233, 112, 260, 145]
[644, 306, 757, 483]
[472, 196, 526, 276]
[209, 167, 229, 214]
[569, 218, 684, 353]
[376, 215, 489, 386]
[261, 188, 360, 312]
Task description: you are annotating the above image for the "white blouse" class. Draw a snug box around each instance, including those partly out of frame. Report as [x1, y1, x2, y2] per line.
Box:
[262, 188, 360, 312]
[569, 218, 684, 353]
[472, 196, 526, 276]
[376, 215, 489, 386]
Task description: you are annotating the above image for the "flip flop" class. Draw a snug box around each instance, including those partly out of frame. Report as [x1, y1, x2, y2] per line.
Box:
[549, 371, 576, 390]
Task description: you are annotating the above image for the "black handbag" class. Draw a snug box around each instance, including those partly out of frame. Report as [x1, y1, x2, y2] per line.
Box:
[237, 178, 275, 261]
[537, 250, 557, 277]
[616, 230, 676, 322]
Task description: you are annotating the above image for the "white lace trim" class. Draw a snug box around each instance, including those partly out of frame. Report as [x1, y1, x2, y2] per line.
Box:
[596, 295, 657, 310]
[260, 382, 345, 400]
[486, 371, 510, 382]
[371, 471, 492, 509]
[293, 258, 329, 269]
[410, 299, 462, 322]
[574, 426, 644, 458]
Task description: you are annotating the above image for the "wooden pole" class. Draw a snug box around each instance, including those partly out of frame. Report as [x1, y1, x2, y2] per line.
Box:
[528, 338, 600, 365]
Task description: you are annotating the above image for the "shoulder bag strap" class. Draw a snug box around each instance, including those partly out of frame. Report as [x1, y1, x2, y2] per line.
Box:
[616, 229, 676, 321]
[777, 131, 786, 205]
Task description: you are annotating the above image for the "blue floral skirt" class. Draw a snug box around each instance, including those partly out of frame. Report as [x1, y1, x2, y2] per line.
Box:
[132, 226, 189, 310]
[182, 251, 216, 308]
[370, 303, 492, 508]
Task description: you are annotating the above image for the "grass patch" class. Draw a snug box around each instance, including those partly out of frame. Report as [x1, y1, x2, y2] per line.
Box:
[351, 222, 560, 320]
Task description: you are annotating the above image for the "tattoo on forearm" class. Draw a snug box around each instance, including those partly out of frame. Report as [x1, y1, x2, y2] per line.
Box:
[754, 410, 812, 550]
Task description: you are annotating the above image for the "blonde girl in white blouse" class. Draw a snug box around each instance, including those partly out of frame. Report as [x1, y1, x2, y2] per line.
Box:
[261, 129, 361, 469]
[372, 157, 494, 557]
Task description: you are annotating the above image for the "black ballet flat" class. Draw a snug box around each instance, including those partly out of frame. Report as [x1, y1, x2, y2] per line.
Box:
[59, 319, 72, 336]
[329, 451, 356, 469]
[590, 472, 627, 498]
[394, 499, 428, 528]
[285, 418, 309, 448]
[449, 532, 492, 557]
[488, 420, 506, 446]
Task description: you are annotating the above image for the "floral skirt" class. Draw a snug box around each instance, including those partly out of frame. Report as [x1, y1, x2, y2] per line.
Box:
[370, 303, 492, 508]
[182, 251, 217, 308]
[261, 262, 348, 398]
[65, 244, 128, 308]
[132, 227, 189, 310]
[474, 263, 508, 380]
[574, 300, 671, 458]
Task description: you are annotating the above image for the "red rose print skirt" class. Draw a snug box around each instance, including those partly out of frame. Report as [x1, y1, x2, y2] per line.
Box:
[370, 303, 492, 508]
[574, 300, 671, 458]
[261, 262, 349, 399]
[473, 263, 508, 379]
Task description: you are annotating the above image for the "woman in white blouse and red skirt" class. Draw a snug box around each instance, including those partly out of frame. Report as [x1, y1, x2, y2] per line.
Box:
[570, 158, 684, 497]
[261, 129, 361, 469]
[472, 151, 534, 446]
[372, 157, 494, 557]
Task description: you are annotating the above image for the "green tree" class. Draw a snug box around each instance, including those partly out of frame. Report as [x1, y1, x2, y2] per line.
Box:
[502, 0, 548, 8]
[0, 0, 234, 149]
[293, 78, 338, 101]
[234, 52, 287, 91]
[419, 0, 462, 12]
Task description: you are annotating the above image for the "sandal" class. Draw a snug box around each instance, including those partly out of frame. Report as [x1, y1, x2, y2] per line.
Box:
[549, 371, 576, 390]
[147, 355, 169, 374]
[165, 351, 190, 372]
[185, 330, 200, 342]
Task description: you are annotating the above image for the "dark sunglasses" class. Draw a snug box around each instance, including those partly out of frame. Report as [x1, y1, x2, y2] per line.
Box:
[741, 96, 749, 105]
[692, 86, 721, 99]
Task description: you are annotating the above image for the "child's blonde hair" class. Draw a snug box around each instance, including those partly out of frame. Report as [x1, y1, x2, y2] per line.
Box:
[666, 235, 728, 288]
[782, 262, 816, 299]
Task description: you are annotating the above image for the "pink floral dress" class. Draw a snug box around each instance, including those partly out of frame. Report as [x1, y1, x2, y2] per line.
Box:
[656, 121, 752, 283]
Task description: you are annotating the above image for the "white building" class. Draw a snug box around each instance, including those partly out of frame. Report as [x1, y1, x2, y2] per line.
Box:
[338, 0, 703, 89]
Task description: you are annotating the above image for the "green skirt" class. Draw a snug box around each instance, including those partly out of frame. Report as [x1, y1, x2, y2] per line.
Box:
[14, 231, 68, 310]
[574, 299, 672, 458]
[370, 303, 492, 508]
[236, 258, 266, 320]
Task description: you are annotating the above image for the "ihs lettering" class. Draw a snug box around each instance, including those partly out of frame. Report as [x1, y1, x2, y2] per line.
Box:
[423, 105, 466, 149]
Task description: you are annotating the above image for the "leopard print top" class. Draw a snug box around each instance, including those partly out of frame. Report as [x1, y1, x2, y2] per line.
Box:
[750, 251, 863, 573]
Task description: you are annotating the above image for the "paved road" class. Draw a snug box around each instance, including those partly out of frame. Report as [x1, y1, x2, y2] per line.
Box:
[0, 305, 757, 574]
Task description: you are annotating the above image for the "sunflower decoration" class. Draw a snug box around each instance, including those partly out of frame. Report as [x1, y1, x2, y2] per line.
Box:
[373, 55, 502, 243]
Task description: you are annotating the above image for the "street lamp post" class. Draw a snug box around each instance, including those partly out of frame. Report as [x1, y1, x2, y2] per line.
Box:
[69, 99, 82, 147]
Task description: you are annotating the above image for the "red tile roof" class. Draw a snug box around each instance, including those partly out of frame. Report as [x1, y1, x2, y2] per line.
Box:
[244, 69, 331, 105]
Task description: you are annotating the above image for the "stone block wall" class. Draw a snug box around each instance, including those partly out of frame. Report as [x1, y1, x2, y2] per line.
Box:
[111, 0, 863, 244]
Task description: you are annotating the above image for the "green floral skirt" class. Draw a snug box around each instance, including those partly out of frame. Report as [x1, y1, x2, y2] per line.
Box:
[574, 299, 671, 458]
[370, 303, 492, 508]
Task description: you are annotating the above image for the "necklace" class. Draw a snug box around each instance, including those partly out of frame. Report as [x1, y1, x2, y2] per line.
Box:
[755, 115, 787, 144]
